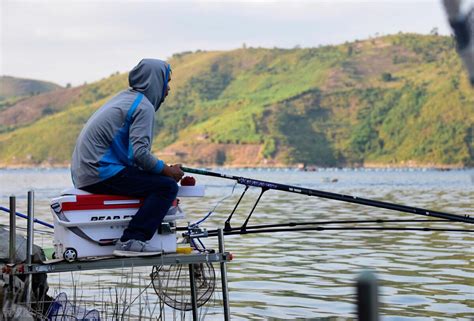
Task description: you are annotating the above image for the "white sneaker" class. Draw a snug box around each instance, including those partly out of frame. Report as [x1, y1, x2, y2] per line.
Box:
[113, 239, 162, 257]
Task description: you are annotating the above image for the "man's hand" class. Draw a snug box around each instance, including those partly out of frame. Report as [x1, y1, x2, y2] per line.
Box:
[162, 163, 184, 182]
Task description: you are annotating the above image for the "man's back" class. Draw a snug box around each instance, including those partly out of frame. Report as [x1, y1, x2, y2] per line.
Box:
[71, 90, 157, 188]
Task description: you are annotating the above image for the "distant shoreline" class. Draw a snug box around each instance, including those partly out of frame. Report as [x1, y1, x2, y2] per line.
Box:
[0, 163, 470, 171]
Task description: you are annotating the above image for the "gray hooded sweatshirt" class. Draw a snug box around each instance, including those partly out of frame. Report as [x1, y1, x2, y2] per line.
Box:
[71, 59, 171, 188]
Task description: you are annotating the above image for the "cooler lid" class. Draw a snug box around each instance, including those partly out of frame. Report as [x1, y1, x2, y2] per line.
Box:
[61, 185, 205, 197]
[60, 194, 144, 211]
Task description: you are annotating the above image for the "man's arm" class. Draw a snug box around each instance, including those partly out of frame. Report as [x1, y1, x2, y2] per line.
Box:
[129, 104, 164, 173]
[129, 104, 184, 181]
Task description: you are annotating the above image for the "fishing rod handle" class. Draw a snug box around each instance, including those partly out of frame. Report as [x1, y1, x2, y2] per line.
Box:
[181, 166, 237, 179]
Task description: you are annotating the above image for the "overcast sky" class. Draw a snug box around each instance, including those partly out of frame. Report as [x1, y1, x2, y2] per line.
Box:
[1, 0, 454, 86]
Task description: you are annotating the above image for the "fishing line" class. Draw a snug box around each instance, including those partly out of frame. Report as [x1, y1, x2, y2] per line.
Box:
[113, 273, 155, 318]
[188, 237, 207, 252]
[189, 181, 238, 228]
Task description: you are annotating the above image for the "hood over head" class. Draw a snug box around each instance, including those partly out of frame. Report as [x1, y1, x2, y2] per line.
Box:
[128, 59, 171, 111]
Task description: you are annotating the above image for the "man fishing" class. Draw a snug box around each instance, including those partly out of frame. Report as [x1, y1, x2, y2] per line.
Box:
[71, 58, 184, 256]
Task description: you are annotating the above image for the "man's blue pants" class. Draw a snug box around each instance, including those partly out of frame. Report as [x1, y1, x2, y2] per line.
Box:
[82, 167, 179, 242]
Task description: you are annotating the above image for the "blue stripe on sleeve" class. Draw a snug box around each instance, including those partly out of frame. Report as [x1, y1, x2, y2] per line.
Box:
[152, 160, 165, 173]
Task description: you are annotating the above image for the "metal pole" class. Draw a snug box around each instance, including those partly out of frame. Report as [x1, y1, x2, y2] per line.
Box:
[7, 196, 17, 319]
[26, 190, 34, 307]
[188, 264, 198, 320]
[357, 270, 379, 321]
[218, 228, 231, 321]
[9, 196, 16, 264]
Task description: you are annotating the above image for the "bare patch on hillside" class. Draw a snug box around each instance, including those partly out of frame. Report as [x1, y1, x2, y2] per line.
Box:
[0, 86, 83, 127]
[322, 43, 420, 91]
[346, 45, 419, 80]
[322, 68, 353, 91]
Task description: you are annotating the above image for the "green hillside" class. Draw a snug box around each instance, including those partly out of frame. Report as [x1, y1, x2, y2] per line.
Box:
[0, 76, 62, 111]
[0, 34, 473, 167]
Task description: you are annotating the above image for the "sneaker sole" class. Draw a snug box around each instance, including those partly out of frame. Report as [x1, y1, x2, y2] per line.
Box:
[113, 250, 162, 257]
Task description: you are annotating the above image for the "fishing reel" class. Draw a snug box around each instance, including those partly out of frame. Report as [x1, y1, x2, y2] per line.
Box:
[184, 225, 208, 239]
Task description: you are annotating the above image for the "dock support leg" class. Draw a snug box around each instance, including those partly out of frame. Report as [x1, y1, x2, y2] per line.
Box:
[357, 270, 379, 321]
[218, 228, 231, 321]
[26, 190, 34, 308]
[6, 196, 17, 319]
[9, 195, 16, 263]
[189, 264, 198, 320]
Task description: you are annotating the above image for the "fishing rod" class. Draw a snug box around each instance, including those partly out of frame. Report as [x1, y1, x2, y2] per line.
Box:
[176, 219, 450, 232]
[181, 167, 474, 231]
[181, 218, 473, 236]
[0, 206, 54, 229]
[205, 226, 474, 237]
[204, 219, 454, 232]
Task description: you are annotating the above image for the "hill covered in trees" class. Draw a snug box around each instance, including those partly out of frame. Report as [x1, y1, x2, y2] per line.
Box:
[0, 33, 472, 168]
[0, 76, 64, 123]
[0, 76, 61, 100]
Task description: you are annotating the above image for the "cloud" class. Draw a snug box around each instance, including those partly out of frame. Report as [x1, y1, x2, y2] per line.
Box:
[1, 0, 451, 85]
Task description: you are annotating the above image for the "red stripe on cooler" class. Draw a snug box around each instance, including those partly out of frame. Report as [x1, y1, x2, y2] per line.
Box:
[61, 194, 143, 211]
[60, 194, 179, 211]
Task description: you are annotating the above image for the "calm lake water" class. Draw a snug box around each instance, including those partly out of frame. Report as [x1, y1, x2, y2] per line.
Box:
[0, 168, 473, 320]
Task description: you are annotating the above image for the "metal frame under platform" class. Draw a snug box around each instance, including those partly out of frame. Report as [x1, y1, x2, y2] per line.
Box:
[4, 193, 232, 321]
[23, 251, 232, 274]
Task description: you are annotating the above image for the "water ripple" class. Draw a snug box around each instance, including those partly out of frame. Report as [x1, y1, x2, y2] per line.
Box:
[0, 168, 473, 319]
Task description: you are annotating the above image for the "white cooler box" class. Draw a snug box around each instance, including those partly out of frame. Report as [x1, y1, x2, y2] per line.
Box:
[50, 186, 204, 261]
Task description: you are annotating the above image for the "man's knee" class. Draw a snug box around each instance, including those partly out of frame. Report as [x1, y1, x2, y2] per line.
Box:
[155, 176, 179, 198]
[169, 180, 179, 198]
